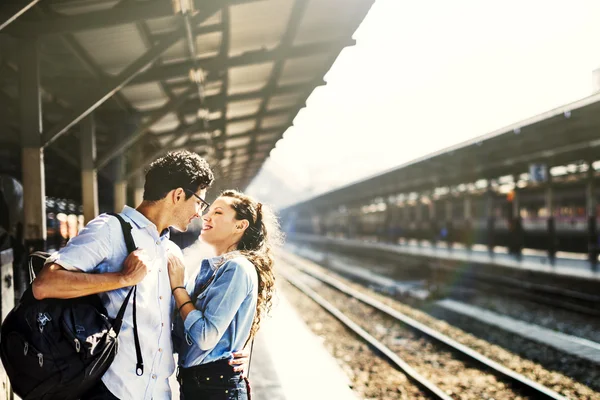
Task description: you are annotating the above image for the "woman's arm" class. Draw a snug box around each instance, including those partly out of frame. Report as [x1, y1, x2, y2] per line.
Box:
[168, 255, 252, 351]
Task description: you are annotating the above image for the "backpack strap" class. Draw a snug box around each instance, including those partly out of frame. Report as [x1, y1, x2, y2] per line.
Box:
[107, 212, 144, 376]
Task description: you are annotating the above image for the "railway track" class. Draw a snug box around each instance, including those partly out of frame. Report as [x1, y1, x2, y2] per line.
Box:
[439, 270, 600, 318]
[281, 259, 568, 400]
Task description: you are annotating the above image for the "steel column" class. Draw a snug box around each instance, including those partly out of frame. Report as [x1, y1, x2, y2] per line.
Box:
[384, 199, 394, 243]
[132, 150, 145, 206]
[19, 37, 46, 253]
[463, 195, 473, 249]
[413, 198, 421, 245]
[114, 155, 127, 213]
[486, 181, 495, 253]
[546, 173, 556, 263]
[445, 198, 453, 248]
[586, 162, 597, 267]
[510, 175, 523, 258]
[428, 198, 437, 246]
[80, 114, 98, 224]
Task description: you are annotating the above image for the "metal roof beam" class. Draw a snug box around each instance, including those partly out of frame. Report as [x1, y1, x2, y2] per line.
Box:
[132, 39, 354, 85]
[139, 79, 325, 117]
[210, 5, 231, 176]
[184, 128, 280, 149]
[0, 0, 40, 31]
[41, 9, 218, 149]
[242, 0, 309, 185]
[96, 86, 196, 169]
[3, 0, 257, 36]
[125, 121, 206, 181]
[152, 107, 295, 137]
[58, 33, 133, 113]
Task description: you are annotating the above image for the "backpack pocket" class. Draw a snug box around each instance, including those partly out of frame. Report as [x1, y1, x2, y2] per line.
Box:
[3, 332, 57, 394]
[61, 306, 112, 359]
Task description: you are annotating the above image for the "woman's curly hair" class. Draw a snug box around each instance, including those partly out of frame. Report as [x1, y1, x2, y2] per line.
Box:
[220, 190, 283, 342]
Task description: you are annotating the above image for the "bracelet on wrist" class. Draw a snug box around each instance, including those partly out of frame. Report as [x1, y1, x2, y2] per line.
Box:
[178, 300, 193, 313]
[171, 286, 186, 294]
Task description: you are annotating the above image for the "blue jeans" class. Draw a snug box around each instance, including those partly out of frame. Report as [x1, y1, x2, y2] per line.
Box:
[178, 360, 249, 400]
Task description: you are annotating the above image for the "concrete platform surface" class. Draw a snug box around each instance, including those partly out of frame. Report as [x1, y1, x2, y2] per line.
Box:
[169, 286, 357, 400]
[437, 299, 600, 365]
[250, 290, 357, 400]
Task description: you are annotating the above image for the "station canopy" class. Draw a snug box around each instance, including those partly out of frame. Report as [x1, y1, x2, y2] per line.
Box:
[285, 91, 600, 212]
[0, 0, 374, 199]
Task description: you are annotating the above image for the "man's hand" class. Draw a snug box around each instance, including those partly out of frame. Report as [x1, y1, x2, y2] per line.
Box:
[120, 250, 151, 285]
[229, 349, 251, 375]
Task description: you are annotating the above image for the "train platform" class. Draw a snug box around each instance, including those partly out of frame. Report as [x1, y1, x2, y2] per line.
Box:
[169, 244, 357, 400]
[436, 299, 600, 365]
[290, 234, 600, 281]
[169, 287, 356, 400]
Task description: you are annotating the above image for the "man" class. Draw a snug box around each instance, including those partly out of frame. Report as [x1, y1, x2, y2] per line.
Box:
[33, 150, 245, 400]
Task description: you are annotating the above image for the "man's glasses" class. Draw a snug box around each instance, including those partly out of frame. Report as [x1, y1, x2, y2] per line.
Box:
[184, 189, 211, 213]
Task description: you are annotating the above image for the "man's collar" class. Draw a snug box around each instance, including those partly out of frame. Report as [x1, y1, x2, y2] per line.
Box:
[121, 206, 172, 239]
[121, 206, 152, 229]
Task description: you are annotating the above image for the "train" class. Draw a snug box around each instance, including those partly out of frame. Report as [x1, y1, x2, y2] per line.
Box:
[286, 177, 600, 256]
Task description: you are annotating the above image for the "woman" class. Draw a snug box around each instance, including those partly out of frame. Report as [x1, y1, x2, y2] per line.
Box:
[168, 190, 281, 400]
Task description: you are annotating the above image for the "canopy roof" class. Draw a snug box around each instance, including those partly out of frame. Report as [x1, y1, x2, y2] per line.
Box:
[0, 0, 374, 200]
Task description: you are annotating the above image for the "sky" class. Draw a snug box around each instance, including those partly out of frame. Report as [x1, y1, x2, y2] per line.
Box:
[246, 0, 600, 209]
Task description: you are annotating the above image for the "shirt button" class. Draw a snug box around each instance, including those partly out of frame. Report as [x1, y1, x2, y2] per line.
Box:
[156, 240, 160, 245]
[161, 323, 164, 327]
[159, 269, 162, 273]
[159, 296, 163, 300]
[158, 348, 162, 352]
[152, 374, 157, 380]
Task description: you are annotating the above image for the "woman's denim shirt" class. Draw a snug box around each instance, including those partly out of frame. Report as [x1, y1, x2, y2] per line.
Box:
[173, 254, 258, 367]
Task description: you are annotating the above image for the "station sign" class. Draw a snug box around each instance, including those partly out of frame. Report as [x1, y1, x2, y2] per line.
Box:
[529, 163, 548, 183]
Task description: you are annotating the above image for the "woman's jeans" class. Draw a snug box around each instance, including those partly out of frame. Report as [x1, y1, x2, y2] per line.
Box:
[178, 359, 249, 400]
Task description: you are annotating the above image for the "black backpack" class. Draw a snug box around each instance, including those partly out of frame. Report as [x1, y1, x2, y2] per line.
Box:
[0, 213, 144, 400]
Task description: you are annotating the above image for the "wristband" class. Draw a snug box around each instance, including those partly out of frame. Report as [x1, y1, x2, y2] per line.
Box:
[172, 286, 186, 294]
[178, 301, 193, 313]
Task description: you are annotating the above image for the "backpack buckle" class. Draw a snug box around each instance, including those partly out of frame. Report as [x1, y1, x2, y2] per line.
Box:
[37, 313, 52, 333]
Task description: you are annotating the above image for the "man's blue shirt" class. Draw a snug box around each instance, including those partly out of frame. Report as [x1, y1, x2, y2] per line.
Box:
[46, 206, 180, 400]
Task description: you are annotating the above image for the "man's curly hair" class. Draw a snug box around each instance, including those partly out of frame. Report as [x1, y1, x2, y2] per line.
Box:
[143, 150, 214, 201]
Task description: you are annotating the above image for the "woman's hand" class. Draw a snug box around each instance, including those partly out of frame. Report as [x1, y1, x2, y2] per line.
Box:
[167, 252, 186, 289]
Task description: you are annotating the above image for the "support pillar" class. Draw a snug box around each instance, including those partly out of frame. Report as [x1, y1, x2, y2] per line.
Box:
[546, 173, 556, 263]
[415, 197, 423, 245]
[132, 150, 145, 206]
[19, 37, 46, 254]
[486, 181, 495, 253]
[384, 199, 394, 243]
[401, 201, 410, 241]
[114, 155, 127, 212]
[586, 162, 597, 267]
[445, 198, 453, 248]
[429, 197, 437, 246]
[510, 176, 523, 258]
[80, 115, 98, 224]
[463, 195, 473, 249]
